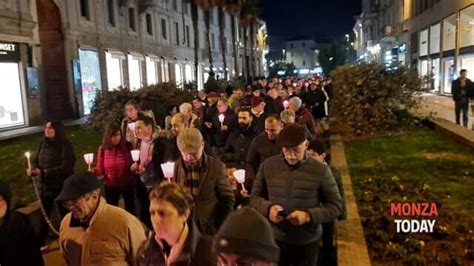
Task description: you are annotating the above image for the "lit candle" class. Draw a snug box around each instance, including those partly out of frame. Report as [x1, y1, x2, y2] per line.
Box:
[25, 151, 32, 170]
[128, 122, 136, 132]
[130, 149, 140, 162]
[233, 169, 247, 192]
[218, 114, 225, 126]
[161, 161, 175, 182]
[283, 100, 289, 109]
[83, 153, 94, 171]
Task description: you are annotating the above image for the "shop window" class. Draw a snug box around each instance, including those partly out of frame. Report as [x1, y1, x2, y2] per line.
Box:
[0, 63, 25, 128]
[128, 54, 143, 90]
[106, 51, 124, 90]
[460, 5, 474, 48]
[442, 14, 456, 51]
[78, 49, 102, 115]
[419, 29, 428, 56]
[429, 23, 440, 54]
[146, 56, 158, 85]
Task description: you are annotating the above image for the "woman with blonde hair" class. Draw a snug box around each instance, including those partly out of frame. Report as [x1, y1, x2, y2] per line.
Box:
[138, 182, 216, 265]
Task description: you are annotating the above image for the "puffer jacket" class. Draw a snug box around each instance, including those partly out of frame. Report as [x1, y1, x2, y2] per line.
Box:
[250, 154, 342, 245]
[34, 137, 76, 195]
[94, 140, 134, 187]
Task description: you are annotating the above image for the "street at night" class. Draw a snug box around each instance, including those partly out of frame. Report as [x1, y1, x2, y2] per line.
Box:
[1, 0, 474, 265]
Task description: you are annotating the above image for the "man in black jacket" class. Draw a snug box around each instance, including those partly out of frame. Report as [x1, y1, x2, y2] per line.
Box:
[452, 69, 474, 127]
[0, 181, 44, 266]
[250, 124, 342, 266]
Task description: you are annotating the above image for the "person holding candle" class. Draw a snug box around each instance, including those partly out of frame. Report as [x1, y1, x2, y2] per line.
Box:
[26, 120, 76, 246]
[121, 100, 143, 149]
[174, 128, 235, 235]
[211, 98, 236, 150]
[137, 182, 216, 265]
[92, 124, 135, 215]
[0, 181, 45, 266]
[132, 116, 161, 228]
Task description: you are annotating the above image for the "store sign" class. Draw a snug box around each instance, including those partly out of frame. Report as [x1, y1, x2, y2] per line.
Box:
[0, 42, 20, 62]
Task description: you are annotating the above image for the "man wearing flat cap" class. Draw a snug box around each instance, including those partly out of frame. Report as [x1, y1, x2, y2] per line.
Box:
[56, 172, 146, 266]
[250, 124, 342, 266]
[172, 128, 235, 235]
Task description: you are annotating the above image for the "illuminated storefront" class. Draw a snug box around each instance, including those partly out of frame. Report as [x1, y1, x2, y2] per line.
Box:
[146, 55, 160, 85]
[106, 50, 125, 90]
[78, 48, 102, 115]
[128, 52, 143, 90]
[0, 42, 25, 129]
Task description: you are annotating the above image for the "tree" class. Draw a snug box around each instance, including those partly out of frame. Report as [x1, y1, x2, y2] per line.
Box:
[217, 1, 228, 79]
[225, 0, 242, 79]
[319, 41, 348, 76]
[239, 0, 260, 82]
[330, 63, 425, 137]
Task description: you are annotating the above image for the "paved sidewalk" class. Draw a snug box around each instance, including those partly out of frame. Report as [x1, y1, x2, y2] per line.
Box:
[418, 93, 474, 129]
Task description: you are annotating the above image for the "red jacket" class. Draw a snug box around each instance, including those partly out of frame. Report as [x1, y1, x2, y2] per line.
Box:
[94, 141, 134, 187]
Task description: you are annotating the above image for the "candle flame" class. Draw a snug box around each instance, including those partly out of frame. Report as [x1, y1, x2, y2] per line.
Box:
[25, 151, 31, 158]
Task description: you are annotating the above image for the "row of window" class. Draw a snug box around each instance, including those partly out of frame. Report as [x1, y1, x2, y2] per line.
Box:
[79, 0, 233, 50]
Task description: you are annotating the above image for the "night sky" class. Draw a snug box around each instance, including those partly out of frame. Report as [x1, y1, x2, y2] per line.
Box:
[260, 0, 361, 50]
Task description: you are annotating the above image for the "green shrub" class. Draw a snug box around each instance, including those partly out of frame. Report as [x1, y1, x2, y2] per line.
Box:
[330, 63, 426, 137]
[88, 83, 193, 131]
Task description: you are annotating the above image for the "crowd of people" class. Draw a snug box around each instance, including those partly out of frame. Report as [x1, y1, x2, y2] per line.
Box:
[0, 73, 347, 266]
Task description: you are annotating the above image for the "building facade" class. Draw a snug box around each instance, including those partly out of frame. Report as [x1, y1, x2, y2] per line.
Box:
[0, 0, 267, 131]
[354, 0, 474, 95]
[284, 38, 320, 75]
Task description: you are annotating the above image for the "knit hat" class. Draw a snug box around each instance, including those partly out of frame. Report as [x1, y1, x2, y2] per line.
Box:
[177, 128, 204, 154]
[251, 97, 265, 108]
[55, 172, 101, 202]
[208, 91, 218, 98]
[0, 181, 12, 209]
[215, 207, 280, 263]
[277, 124, 307, 147]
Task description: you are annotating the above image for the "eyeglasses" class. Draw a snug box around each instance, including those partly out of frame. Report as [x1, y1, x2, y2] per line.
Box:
[62, 197, 83, 209]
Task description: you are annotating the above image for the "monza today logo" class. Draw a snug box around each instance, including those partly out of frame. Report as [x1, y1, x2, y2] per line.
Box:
[390, 202, 438, 233]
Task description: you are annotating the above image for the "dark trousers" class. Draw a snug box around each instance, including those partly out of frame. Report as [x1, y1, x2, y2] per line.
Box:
[317, 222, 337, 266]
[455, 101, 469, 127]
[135, 182, 151, 229]
[104, 185, 135, 215]
[40, 193, 68, 245]
[278, 239, 320, 266]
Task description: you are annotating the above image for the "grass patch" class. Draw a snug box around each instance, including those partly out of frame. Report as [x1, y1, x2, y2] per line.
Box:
[345, 126, 474, 264]
[0, 126, 100, 209]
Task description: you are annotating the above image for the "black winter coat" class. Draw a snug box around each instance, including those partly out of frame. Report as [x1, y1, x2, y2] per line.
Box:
[34, 137, 76, 196]
[0, 210, 44, 266]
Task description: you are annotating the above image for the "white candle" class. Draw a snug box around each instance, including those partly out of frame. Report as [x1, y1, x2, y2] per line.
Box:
[84, 153, 94, 170]
[131, 149, 140, 162]
[233, 169, 247, 192]
[161, 161, 175, 182]
[25, 151, 32, 170]
[218, 114, 225, 126]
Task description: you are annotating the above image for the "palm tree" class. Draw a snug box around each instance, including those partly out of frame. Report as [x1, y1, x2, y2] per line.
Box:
[225, 0, 242, 79]
[186, 0, 201, 86]
[216, 1, 228, 80]
[239, 0, 260, 82]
